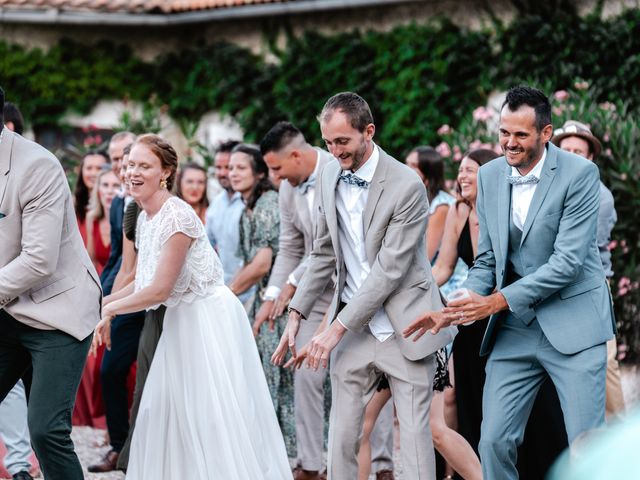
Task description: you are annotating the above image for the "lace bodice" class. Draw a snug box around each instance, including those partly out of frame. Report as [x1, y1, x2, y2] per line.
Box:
[135, 197, 224, 309]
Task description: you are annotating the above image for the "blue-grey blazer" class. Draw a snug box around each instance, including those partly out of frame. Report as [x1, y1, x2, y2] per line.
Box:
[465, 142, 615, 356]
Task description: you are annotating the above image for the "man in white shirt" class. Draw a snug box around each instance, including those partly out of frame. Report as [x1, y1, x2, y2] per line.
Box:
[423, 86, 615, 479]
[273, 92, 455, 479]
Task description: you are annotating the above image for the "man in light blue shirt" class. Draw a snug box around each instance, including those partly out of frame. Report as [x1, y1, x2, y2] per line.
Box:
[205, 140, 253, 303]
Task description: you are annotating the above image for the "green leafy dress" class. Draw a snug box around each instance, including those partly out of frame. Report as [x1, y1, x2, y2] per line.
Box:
[238, 189, 296, 458]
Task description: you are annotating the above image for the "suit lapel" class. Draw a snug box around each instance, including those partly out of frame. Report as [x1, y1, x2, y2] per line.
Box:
[298, 187, 313, 237]
[324, 163, 341, 256]
[497, 162, 512, 257]
[363, 151, 387, 235]
[0, 129, 14, 211]
[521, 145, 558, 245]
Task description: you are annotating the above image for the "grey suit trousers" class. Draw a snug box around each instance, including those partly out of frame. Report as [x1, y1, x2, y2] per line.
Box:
[328, 328, 436, 480]
[480, 314, 606, 480]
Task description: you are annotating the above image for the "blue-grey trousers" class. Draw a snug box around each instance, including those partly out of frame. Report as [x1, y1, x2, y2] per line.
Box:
[479, 314, 606, 480]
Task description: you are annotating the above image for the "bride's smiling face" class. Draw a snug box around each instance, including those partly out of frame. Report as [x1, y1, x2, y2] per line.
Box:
[127, 144, 171, 203]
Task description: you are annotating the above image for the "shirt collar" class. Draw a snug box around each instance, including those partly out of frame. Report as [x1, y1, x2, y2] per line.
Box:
[351, 143, 379, 182]
[510, 145, 547, 179]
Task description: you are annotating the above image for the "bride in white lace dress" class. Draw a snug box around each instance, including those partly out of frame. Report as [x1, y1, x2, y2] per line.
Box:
[92, 134, 292, 479]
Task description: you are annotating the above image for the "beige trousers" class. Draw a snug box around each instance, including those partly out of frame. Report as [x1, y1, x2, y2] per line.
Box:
[328, 329, 436, 480]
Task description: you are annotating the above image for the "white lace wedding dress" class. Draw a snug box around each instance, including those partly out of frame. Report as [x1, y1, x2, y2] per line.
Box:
[126, 197, 292, 479]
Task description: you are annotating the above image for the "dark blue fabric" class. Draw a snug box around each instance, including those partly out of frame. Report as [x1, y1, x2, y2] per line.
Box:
[100, 195, 125, 296]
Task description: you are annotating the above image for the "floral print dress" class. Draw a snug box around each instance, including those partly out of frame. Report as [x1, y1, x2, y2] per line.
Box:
[238, 190, 296, 458]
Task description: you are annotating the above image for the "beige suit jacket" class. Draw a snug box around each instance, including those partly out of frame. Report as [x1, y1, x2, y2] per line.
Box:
[0, 129, 101, 340]
[266, 148, 335, 320]
[290, 146, 456, 360]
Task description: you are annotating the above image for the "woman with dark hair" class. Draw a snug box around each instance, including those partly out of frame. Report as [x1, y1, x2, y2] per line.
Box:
[175, 162, 209, 223]
[92, 135, 292, 479]
[406, 146, 452, 261]
[74, 150, 109, 243]
[228, 144, 296, 458]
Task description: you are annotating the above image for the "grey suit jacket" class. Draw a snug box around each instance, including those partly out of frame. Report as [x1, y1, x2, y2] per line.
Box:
[0, 129, 101, 340]
[266, 148, 335, 319]
[289, 146, 456, 361]
[465, 142, 615, 356]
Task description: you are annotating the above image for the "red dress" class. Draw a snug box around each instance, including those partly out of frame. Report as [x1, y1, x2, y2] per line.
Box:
[72, 217, 109, 428]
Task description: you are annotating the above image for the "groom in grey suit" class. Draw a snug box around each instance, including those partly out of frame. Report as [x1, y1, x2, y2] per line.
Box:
[428, 86, 615, 479]
[0, 87, 102, 479]
[273, 92, 456, 479]
[261, 121, 394, 479]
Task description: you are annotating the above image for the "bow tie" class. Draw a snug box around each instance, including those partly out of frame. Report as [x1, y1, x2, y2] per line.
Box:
[297, 174, 316, 195]
[506, 174, 540, 185]
[339, 172, 369, 189]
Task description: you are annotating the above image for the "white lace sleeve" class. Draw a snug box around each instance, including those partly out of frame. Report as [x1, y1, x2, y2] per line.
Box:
[158, 199, 205, 246]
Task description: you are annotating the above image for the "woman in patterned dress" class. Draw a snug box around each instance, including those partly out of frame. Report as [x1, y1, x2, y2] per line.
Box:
[228, 144, 296, 458]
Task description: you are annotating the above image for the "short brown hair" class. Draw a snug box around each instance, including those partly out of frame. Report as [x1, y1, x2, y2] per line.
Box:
[134, 134, 179, 190]
[318, 92, 374, 132]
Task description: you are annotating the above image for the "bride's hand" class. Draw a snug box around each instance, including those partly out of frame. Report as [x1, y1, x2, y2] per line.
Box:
[90, 306, 115, 355]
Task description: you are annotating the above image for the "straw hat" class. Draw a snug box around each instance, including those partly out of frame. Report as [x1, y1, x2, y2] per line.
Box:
[552, 120, 602, 159]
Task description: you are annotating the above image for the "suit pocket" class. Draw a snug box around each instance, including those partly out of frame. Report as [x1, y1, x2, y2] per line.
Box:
[559, 277, 602, 299]
[30, 277, 75, 304]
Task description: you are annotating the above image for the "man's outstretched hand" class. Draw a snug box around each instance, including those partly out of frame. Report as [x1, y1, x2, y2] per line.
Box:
[402, 310, 447, 340]
[306, 320, 346, 370]
[271, 309, 302, 366]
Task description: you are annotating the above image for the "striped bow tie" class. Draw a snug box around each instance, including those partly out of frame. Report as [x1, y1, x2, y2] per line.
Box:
[506, 174, 540, 185]
[339, 172, 369, 189]
[297, 174, 316, 195]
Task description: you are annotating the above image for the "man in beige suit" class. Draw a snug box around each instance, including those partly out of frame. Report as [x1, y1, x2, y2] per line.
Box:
[0, 87, 102, 480]
[273, 92, 456, 479]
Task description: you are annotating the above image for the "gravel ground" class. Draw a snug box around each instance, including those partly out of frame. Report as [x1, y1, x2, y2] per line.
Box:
[19, 364, 638, 480]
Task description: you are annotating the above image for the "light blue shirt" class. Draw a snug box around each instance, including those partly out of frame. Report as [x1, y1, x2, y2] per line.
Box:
[205, 190, 252, 302]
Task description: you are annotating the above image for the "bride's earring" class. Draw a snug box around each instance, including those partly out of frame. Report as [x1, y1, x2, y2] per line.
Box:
[160, 178, 168, 189]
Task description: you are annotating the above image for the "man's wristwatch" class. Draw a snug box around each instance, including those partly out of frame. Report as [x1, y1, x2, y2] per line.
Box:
[287, 306, 304, 319]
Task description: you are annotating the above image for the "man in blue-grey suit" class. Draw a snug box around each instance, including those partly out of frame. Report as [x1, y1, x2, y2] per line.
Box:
[405, 86, 615, 479]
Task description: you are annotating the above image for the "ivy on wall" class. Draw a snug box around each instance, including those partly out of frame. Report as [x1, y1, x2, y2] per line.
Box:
[1, 6, 639, 357]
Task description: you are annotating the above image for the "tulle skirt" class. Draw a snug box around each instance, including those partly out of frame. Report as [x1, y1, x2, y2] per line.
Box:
[126, 286, 292, 479]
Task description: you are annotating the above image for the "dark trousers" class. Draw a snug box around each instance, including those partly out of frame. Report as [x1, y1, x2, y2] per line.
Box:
[100, 312, 144, 452]
[0, 310, 91, 480]
[117, 306, 165, 470]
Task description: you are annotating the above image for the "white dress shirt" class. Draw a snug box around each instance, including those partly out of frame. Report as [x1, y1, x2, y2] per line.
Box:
[336, 145, 394, 342]
[510, 148, 547, 230]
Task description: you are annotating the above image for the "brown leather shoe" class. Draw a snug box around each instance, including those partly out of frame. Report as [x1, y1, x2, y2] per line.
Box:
[87, 449, 119, 473]
[293, 468, 323, 480]
[376, 469, 395, 480]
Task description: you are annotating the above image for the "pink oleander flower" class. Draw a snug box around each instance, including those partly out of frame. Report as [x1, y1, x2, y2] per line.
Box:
[554, 90, 569, 101]
[552, 106, 564, 116]
[574, 81, 589, 90]
[472, 106, 494, 122]
[94, 135, 103, 145]
[618, 277, 631, 296]
[603, 132, 610, 142]
[435, 141, 452, 158]
[599, 102, 616, 112]
[437, 124, 452, 136]
[453, 151, 463, 162]
[469, 139, 482, 150]
[609, 240, 618, 250]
